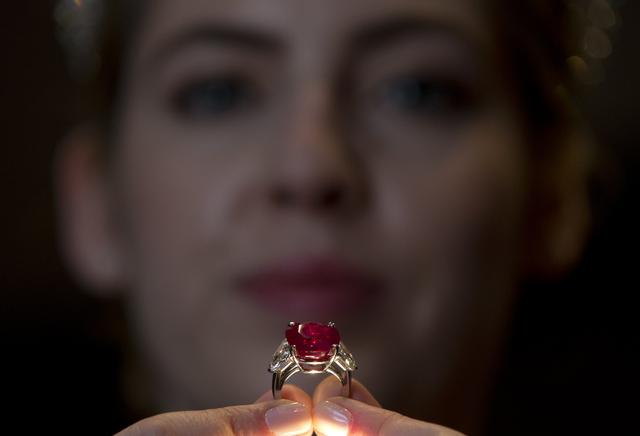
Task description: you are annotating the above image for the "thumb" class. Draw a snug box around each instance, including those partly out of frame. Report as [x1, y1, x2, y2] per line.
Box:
[116, 400, 313, 436]
[313, 397, 465, 436]
[313, 376, 381, 407]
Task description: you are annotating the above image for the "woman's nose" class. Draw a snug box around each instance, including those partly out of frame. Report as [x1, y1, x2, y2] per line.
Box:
[267, 93, 365, 216]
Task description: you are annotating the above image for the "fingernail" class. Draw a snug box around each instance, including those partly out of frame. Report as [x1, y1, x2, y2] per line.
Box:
[313, 400, 352, 436]
[265, 401, 312, 436]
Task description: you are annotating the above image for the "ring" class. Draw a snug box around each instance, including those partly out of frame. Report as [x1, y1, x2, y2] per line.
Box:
[269, 321, 357, 400]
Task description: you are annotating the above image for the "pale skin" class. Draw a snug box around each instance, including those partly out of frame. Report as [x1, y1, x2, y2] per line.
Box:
[57, 0, 590, 434]
[116, 378, 466, 435]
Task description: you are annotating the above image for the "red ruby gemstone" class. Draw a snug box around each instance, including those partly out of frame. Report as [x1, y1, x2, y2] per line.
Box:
[286, 322, 340, 361]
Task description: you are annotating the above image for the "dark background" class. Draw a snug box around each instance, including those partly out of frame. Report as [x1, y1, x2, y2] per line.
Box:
[1, 1, 638, 434]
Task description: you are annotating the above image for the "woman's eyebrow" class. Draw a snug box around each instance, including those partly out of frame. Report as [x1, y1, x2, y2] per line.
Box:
[351, 15, 480, 53]
[147, 23, 284, 67]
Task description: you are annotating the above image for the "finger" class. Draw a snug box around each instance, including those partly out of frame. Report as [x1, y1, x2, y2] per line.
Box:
[313, 376, 381, 407]
[116, 400, 313, 436]
[255, 383, 314, 410]
[313, 397, 466, 436]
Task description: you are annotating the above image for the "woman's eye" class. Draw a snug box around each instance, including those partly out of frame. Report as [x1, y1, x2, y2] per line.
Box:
[381, 75, 474, 118]
[171, 75, 255, 119]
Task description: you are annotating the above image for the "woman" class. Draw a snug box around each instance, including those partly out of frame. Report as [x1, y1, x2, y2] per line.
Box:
[56, 0, 593, 434]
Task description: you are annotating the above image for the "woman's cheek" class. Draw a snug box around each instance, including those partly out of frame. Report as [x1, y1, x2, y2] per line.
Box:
[377, 117, 528, 282]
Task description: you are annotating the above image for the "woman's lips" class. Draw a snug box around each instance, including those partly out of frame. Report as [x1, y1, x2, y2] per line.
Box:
[237, 258, 382, 315]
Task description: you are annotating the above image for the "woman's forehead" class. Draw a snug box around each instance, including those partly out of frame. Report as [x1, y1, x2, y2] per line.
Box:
[140, 0, 492, 57]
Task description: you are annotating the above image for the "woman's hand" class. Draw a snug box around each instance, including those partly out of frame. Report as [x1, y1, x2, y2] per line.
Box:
[116, 379, 465, 435]
[311, 377, 465, 436]
[115, 385, 314, 436]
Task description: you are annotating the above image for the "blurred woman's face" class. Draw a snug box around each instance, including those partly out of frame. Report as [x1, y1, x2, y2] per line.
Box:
[110, 0, 531, 420]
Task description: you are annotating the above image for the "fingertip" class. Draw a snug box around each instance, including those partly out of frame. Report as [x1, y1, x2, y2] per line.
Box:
[313, 399, 353, 436]
[313, 376, 381, 407]
[264, 401, 313, 436]
[318, 397, 466, 436]
[350, 379, 382, 407]
[255, 384, 313, 410]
